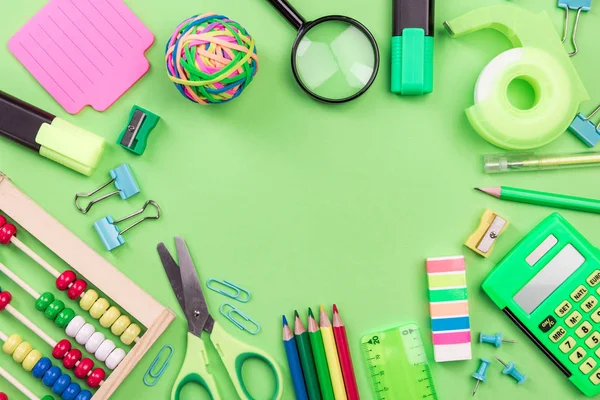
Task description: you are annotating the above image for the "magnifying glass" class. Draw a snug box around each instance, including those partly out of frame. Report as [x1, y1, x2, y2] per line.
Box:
[266, 0, 380, 103]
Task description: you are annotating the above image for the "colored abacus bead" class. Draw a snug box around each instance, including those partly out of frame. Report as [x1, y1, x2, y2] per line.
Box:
[55, 308, 76, 329]
[52, 374, 71, 395]
[0, 215, 5, 227]
[52, 340, 71, 359]
[45, 299, 65, 320]
[41, 396, 55, 400]
[36, 292, 55, 311]
[74, 391, 92, 400]
[13, 341, 33, 363]
[111, 315, 131, 336]
[86, 368, 105, 388]
[74, 358, 93, 379]
[56, 271, 76, 291]
[75, 324, 95, 345]
[68, 280, 87, 300]
[42, 366, 62, 387]
[79, 290, 98, 311]
[121, 323, 141, 345]
[62, 383, 82, 400]
[0, 393, 7, 400]
[66, 316, 85, 337]
[85, 332, 104, 353]
[105, 348, 126, 370]
[2, 334, 22, 354]
[95, 340, 115, 362]
[62, 349, 82, 369]
[32, 357, 52, 378]
[99, 307, 120, 328]
[89, 298, 109, 319]
[0, 222, 16, 244]
[22, 349, 43, 372]
[0, 290, 12, 310]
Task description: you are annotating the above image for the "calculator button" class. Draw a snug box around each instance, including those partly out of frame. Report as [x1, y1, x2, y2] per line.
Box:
[566, 311, 583, 328]
[590, 369, 600, 385]
[581, 296, 598, 313]
[555, 300, 572, 317]
[581, 358, 598, 374]
[572, 285, 589, 302]
[585, 332, 600, 349]
[550, 326, 567, 343]
[560, 337, 577, 353]
[538, 316, 557, 333]
[569, 347, 587, 364]
[588, 270, 600, 287]
[593, 309, 600, 323]
[577, 322, 593, 338]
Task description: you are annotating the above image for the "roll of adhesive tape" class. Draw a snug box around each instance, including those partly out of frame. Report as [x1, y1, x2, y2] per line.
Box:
[469, 47, 575, 150]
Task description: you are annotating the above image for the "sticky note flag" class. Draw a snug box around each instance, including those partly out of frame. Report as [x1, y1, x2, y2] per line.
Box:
[426, 256, 472, 362]
[8, 0, 154, 114]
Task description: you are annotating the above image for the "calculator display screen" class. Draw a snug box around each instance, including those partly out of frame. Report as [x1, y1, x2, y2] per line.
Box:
[514, 244, 585, 314]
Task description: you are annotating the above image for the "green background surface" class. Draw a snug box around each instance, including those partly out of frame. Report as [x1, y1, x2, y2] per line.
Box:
[0, 0, 599, 399]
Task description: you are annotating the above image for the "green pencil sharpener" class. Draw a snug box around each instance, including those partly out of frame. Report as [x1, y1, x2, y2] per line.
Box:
[117, 105, 160, 155]
[391, 0, 434, 95]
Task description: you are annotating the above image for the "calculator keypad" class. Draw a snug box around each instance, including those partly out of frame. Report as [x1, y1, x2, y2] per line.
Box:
[581, 358, 598, 374]
[572, 285, 589, 302]
[550, 326, 567, 343]
[560, 337, 577, 353]
[587, 270, 600, 287]
[555, 300, 572, 317]
[566, 311, 583, 328]
[582, 296, 598, 313]
[577, 322, 593, 338]
[585, 333, 600, 349]
[570, 347, 587, 364]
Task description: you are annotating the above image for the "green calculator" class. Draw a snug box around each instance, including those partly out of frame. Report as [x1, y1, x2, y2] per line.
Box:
[483, 213, 600, 397]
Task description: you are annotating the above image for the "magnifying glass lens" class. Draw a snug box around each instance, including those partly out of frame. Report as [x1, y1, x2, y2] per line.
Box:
[294, 19, 377, 102]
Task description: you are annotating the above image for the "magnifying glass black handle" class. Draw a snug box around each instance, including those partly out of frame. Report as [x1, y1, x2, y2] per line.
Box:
[266, 0, 306, 30]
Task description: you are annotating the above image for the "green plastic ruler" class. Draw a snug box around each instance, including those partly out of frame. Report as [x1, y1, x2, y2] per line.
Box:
[361, 323, 438, 400]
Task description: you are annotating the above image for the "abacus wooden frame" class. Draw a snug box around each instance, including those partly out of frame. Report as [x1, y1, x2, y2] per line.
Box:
[0, 172, 176, 399]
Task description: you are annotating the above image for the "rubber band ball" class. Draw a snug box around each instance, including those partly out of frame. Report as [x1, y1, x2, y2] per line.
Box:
[165, 13, 259, 105]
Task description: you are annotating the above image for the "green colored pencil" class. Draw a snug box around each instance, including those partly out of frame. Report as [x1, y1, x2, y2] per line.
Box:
[308, 308, 335, 400]
[476, 186, 600, 215]
[295, 310, 322, 400]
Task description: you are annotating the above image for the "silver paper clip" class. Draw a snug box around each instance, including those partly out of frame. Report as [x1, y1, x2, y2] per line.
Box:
[207, 279, 251, 303]
[143, 344, 174, 386]
[220, 303, 260, 335]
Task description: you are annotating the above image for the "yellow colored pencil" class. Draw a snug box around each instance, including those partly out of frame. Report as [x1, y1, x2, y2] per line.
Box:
[320, 305, 347, 400]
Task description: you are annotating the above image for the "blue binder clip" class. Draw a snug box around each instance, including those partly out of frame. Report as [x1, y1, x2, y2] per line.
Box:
[75, 164, 140, 214]
[558, 0, 591, 56]
[569, 105, 600, 147]
[94, 200, 161, 251]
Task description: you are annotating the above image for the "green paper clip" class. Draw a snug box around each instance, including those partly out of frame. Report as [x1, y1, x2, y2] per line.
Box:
[117, 106, 160, 155]
[143, 344, 174, 386]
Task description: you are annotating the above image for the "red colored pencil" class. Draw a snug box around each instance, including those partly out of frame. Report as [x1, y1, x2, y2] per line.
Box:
[332, 304, 359, 400]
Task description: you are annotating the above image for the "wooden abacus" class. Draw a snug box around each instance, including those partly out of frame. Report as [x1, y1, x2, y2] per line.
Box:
[0, 171, 175, 399]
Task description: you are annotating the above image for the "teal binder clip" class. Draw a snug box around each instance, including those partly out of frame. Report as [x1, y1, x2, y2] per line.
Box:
[207, 279, 251, 303]
[391, 0, 434, 95]
[558, 0, 591, 56]
[118, 106, 160, 155]
[143, 345, 174, 386]
[220, 303, 261, 335]
[569, 104, 600, 147]
[75, 164, 140, 214]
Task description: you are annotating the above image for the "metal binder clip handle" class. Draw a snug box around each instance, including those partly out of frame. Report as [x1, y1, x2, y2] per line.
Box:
[220, 303, 261, 335]
[207, 279, 251, 303]
[75, 164, 140, 214]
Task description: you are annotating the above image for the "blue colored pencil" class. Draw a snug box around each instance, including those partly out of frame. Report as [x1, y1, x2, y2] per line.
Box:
[283, 315, 309, 400]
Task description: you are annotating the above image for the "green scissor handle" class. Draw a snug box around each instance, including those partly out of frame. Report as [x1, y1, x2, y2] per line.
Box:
[173, 332, 222, 400]
[210, 321, 284, 400]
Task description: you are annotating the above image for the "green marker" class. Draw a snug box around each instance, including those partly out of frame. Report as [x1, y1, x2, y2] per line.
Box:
[308, 308, 334, 400]
[117, 105, 160, 155]
[294, 311, 321, 400]
[391, 0, 434, 95]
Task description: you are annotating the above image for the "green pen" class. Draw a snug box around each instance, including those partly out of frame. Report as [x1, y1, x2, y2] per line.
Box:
[477, 186, 600, 215]
[391, 0, 435, 95]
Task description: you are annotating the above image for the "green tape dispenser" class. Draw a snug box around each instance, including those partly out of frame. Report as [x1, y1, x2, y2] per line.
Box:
[444, 6, 588, 150]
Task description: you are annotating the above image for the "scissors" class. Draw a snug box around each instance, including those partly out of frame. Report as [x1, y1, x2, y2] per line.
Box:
[157, 237, 284, 400]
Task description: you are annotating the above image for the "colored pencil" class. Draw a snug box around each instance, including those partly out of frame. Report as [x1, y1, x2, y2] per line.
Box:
[308, 308, 335, 400]
[332, 305, 360, 400]
[320, 305, 348, 400]
[295, 311, 322, 400]
[283, 315, 309, 400]
[476, 186, 600, 214]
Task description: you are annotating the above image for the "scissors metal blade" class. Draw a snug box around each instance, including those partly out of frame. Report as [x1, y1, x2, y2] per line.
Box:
[175, 237, 211, 337]
[157, 242, 187, 314]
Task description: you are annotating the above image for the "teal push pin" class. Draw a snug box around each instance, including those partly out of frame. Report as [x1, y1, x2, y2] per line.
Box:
[496, 357, 527, 384]
[472, 358, 491, 396]
[480, 332, 517, 348]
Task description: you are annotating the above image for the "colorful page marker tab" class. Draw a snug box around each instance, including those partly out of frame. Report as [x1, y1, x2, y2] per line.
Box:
[8, 0, 154, 114]
[426, 256, 472, 362]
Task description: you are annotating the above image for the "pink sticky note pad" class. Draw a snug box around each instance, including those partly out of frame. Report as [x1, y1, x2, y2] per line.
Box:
[9, 0, 154, 114]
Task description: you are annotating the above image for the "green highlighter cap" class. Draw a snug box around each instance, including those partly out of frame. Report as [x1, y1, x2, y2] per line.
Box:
[444, 6, 589, 150]
[391, 0, 434, 95]
[117, 106, 160, 155]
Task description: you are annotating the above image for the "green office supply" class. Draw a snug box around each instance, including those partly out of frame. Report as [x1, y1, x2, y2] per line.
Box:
[482, 213, 600, 396]
[361, 323, 438, 400]
[444, 6, 588, 150]
[477, 186, 600, 215]
[117, 106, 160, 155]
[391, 0, 434, 95]
[294, 311, 321, 400]
[308, 308, 335, 400]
